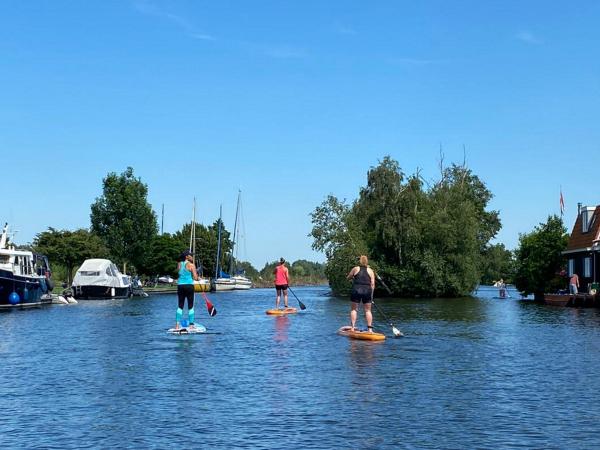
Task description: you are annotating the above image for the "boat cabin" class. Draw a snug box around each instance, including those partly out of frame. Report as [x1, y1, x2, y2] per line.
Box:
[563, 204, 600, 293]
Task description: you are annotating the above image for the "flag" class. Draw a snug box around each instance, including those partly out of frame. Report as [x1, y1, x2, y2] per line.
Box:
[560, 189, 565, 216]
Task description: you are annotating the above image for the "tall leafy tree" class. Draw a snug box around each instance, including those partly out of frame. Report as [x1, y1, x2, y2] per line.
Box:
[137, 233, 181, 278]
[33, 228, 108, 284]
[311, 156, 501, 297]
[90, 167, 158, 272]
[514, 215, 568, 300]
[173, 219, 232, 278]
[480, 244, 515, 285]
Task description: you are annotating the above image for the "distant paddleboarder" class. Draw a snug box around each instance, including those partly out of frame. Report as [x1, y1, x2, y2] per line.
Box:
[346, 255, 375, 332]
[273, 258, 290, 309]
[175, 250, 199, 330]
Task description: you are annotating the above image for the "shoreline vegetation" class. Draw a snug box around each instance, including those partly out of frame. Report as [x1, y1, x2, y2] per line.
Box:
[19, 160, 568, 300]
[20, 167, 326, 290]
[309, 156, 570, 299]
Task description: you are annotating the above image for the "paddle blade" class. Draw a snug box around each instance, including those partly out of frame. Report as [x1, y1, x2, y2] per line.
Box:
[202, 293, 217, 316]
[288, 287, 307, 310]
[392, 326, 404, 338]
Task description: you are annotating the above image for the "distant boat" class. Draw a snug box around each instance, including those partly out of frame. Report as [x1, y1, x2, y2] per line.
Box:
[0, 223, 54, 308]
[228, 190, 252, 290]
[72, 259, 131, 300]
[212, 205, 235, 291]
[189, 197, 211, 292]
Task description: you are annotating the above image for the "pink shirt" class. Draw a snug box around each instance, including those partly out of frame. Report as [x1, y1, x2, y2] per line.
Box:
[274, 265, 288, 285]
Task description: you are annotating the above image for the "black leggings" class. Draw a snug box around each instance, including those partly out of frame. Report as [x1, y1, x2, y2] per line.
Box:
[177, 284, 195, 309]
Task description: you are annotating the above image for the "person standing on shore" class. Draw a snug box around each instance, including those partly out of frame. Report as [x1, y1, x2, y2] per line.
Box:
[346, 255, 375, 332]
[273, 258, 290, 309]
[569, 273, 580, 295]
[175, 250, 199, 330]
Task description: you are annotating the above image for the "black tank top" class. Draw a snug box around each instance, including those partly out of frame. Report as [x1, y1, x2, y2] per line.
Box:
[353, 266, 371, 287]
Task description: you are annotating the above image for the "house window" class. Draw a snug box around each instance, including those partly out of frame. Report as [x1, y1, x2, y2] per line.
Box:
[581, 207, 595, 233]
[584, 257, 592, 278]
[568, 259, 574, 276]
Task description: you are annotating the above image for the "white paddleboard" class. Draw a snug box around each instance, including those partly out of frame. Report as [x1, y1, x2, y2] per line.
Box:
[167, 324, 207, 334]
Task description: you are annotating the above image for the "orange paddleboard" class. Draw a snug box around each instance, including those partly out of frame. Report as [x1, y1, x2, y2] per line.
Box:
[337, 326, 386, 341]
[266, 307, 298, 315]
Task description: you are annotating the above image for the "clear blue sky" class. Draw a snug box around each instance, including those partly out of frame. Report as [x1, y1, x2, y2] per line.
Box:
[2, 1, 599, 268]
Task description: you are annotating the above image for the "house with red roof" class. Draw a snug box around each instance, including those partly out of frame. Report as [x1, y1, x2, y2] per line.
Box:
[563, 204, 600, 293]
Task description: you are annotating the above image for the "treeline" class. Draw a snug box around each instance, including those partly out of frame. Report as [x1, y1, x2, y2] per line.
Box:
[310, 156, 507, 297]
[253, 259, 327, 287]
[31, 167, 323, 285]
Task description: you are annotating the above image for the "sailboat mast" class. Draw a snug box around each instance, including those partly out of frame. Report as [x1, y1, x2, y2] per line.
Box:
[228, 190, 241, 274]
[189, 198, 196, 252]
[215, 204, 222, 279]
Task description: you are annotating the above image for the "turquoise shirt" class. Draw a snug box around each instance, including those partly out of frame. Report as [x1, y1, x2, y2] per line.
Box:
[178, 261, 193, 285]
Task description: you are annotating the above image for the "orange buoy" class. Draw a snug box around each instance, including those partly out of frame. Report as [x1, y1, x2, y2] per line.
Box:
[337, 326, 386, 341]
[266, 307, 298, 315]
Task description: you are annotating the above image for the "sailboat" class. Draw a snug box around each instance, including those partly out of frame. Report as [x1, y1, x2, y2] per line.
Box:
[190, 198, 211, 293]
[229, 190, 252, 290]
[212, 204, 236, 291]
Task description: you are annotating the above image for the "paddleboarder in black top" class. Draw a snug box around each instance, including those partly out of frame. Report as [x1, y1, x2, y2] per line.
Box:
[346, 255, 375, 332]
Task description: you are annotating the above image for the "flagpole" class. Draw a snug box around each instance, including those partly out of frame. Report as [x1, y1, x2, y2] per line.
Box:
[560, 186, 564, 219]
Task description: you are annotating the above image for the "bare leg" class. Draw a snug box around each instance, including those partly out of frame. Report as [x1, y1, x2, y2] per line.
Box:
[350, 302, 358, 330]
[276, 291, 280, 308]
[365, 303, 373, 332]
[283, 290, 289, 308]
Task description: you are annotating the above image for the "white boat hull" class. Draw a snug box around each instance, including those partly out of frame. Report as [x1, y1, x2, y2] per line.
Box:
[232, 276, 252, 290]
[213, 278, 236, 291]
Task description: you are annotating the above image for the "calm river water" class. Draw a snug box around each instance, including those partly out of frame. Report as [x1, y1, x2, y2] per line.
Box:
[2, 285, 600, 449]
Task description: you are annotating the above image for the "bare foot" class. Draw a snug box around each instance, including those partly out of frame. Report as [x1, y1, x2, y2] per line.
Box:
[367, 326, 373, 333]
[175, 323, 180, 330]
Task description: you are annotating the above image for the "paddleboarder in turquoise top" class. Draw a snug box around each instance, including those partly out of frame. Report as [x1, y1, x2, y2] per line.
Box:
[175, 250, 199, 330]
[346, 255, 375, 332]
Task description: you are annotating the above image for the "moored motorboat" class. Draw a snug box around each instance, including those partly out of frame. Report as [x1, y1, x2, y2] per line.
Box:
[232, 274, 252, 290]
[72, 259, 131, 300]
[0, 223, 54, 309]
[212, 273, 236, 291]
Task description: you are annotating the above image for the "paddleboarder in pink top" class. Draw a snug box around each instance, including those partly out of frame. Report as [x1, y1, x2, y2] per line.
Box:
[273, 258, 290, 309]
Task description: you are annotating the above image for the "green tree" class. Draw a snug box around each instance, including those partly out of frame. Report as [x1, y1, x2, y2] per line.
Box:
[514, 215, 568, 301]
[33, 228, 108, 284]
[480, 244, 515, 285]
[235, 260, 259, 279]
[90, 167, 158, 272]
[311, 157, 501, 297]
[137, 233, 181, 278]
[258, 259, 327, 286]
[173, 219, 232, 278]
[310, 195, 367, 294]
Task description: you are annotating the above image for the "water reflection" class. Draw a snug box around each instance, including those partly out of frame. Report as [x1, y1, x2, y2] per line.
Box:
[273, 315, 290, 343]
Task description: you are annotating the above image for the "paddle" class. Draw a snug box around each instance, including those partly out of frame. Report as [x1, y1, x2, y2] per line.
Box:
[372, 273, 403, 337]
[287, 287, 306, 310]
[201, 292, 217, 316]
